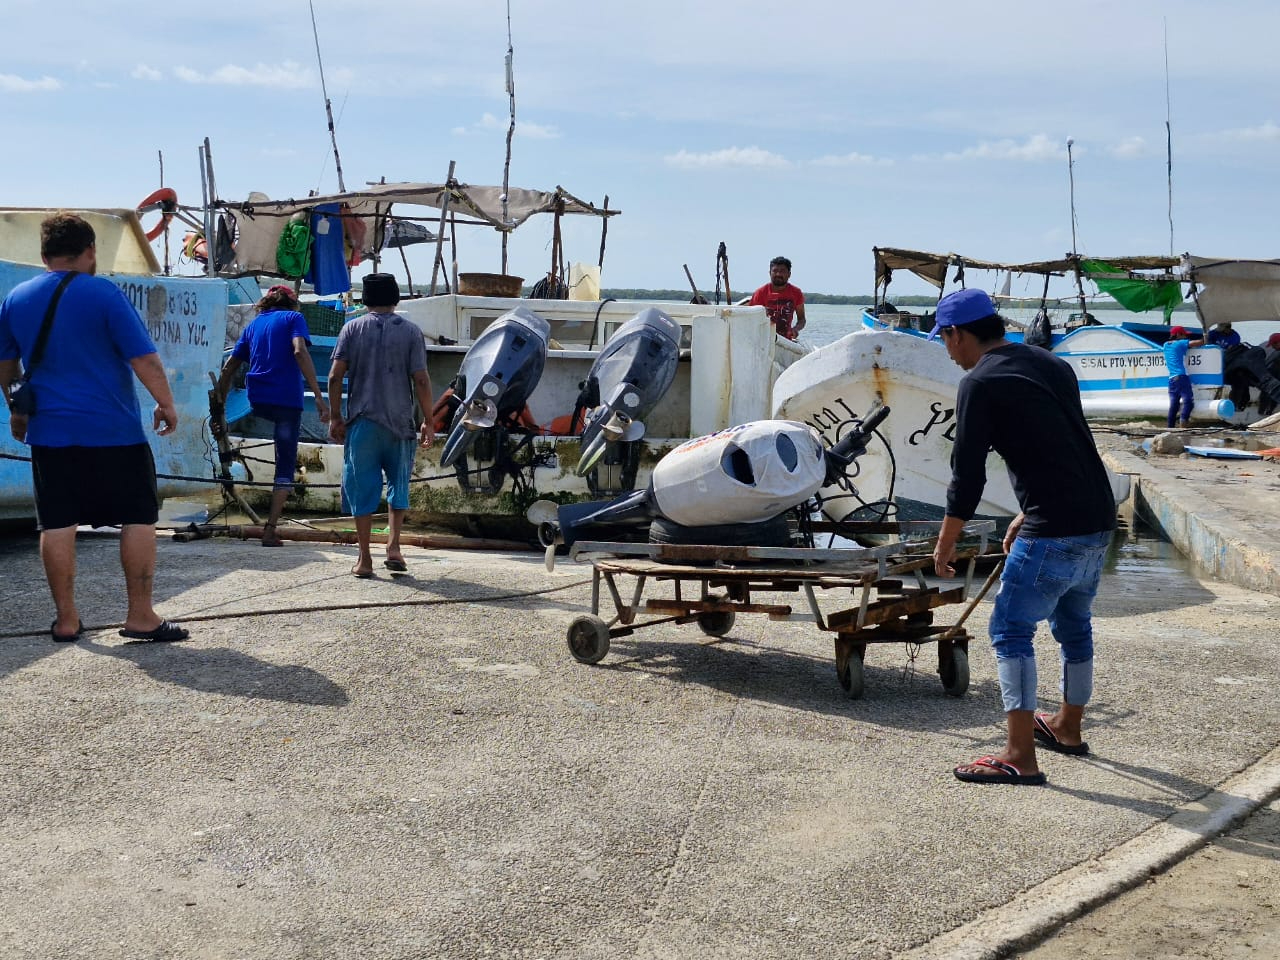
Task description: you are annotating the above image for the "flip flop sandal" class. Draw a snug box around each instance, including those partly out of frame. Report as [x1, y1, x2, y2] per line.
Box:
[383, 558, 408, 572]
[118, 620, 189, 642]
[1033, 712, 1090, 756]
[954, 755, 1047, 786]
[51, 619, 84, 642]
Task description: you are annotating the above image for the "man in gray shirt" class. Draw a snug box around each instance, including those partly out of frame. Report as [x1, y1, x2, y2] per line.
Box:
[328, 273, 434, 577]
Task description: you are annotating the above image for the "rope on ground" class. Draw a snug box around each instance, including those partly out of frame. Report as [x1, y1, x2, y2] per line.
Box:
[0, 577, 593, 641]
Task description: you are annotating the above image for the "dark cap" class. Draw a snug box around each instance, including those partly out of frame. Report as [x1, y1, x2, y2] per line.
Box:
[362, 272, 400, 307]
[928, 288, 997, 340]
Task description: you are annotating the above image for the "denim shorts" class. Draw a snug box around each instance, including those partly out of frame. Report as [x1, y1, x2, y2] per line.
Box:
[342, 417, 416, 516]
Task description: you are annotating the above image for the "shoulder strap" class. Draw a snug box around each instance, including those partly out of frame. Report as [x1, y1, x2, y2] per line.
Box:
[23, 271, 78, 379]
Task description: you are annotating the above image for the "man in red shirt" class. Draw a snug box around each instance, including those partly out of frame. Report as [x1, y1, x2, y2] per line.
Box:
[748, 256, 806, 340]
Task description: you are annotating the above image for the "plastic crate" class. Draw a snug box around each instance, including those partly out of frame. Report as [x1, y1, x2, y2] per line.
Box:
[299, 301, 346, 337]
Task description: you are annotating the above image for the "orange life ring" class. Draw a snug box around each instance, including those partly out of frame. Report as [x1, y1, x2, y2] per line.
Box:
[137, 188, 178, 242]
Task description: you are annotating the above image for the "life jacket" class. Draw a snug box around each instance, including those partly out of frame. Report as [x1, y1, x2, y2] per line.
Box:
[276, 214, 313, 279]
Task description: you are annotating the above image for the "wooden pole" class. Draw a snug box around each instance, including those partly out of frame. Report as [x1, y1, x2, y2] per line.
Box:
[430, 161, 456, 296]
[225, 524, 533, 553]
[597, 194, 609, 269]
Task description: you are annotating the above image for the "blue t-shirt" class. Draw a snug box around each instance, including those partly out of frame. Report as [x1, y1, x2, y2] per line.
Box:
[1163, 338, 1190, 379]
[0, 271, 155, 446]
[232, 309, 312, 408]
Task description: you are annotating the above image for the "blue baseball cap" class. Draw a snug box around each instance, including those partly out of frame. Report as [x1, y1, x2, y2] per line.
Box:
[927, 288, 997, 340]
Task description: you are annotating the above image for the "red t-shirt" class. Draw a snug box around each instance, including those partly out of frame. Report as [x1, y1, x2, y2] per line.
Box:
[749, 282, 804, 338]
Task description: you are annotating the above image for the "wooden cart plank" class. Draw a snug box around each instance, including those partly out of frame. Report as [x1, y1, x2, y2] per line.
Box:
[827, 587, 966, 629]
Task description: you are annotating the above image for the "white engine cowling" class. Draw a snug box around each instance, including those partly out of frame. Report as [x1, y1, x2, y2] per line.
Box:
[650, 420, 827, 527]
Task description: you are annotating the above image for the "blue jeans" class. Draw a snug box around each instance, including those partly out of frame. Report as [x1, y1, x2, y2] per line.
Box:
[988, 531, 1111, 713]
[1167, 374, 1194, 426]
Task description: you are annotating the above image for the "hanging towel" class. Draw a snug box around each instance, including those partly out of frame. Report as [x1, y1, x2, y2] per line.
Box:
[306, 203, 352, 295]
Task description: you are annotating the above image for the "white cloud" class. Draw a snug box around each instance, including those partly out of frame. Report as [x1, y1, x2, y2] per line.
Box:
[132, 64, 162, 82]
[664, 146, 789, 170]
[1109, 136, 1148, 158]
[0, 74, 60, 93]
[811, 151, 892, 167]
[1216, 121, 1280, 142]
[940, 133, 1064, 162]
[174, 60, 312, 89]
[474, 112, 559, 139]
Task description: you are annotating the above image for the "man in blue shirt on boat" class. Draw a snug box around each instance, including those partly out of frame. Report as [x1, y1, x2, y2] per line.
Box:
[1162, 325, 1204, 428]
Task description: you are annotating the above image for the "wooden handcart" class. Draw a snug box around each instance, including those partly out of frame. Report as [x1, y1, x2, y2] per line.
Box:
[565, 521, 999, 699]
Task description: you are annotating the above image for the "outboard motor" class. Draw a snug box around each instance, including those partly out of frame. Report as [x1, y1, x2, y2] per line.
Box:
[574, 308, 682, 476]
[440, 306, 550, 468]
[532, 407, 890, 551]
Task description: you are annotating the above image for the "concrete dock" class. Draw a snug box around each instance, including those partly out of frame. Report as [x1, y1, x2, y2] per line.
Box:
[1, 432, 1278, 959]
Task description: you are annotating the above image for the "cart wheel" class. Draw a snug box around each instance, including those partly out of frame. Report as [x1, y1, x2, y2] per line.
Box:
[567, 615, 611, 664]
[940, 645, 969, 697]
[837, 650, 866, 700]
[697, 609, 735, 638]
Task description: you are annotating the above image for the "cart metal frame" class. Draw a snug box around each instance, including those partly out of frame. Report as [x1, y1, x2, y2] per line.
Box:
[564, 520, 998, 699]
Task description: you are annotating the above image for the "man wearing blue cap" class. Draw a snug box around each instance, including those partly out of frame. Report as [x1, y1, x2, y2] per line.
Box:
[929, 288, 1116, 786]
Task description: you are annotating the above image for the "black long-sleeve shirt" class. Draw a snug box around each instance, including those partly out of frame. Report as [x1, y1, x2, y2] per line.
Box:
[946, 342, 1116, 537]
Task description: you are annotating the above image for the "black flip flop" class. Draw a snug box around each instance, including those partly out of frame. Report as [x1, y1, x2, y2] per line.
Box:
[383, 558, 408, 572]
[1033, 713, 1090, 756]
[954, 756, 1047, 786]
[118, 620, 189, 642]
[51, 619, 84, 642]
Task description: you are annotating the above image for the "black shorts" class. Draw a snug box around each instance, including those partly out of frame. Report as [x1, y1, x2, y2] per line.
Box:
[31, 443, 160, 531]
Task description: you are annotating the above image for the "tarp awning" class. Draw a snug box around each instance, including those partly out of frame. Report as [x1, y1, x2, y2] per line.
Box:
[1183, 255, 1280, 325]
[873, 246, 1181, 294]
[211, 182, 619, 279]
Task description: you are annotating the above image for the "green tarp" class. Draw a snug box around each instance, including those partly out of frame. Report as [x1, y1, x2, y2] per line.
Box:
[1082, 259, 1183, 321]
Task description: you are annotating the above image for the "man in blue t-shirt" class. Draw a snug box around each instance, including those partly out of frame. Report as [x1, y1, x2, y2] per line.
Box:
[0, 213, 188, 643]
[1162, 325, 1205, 428]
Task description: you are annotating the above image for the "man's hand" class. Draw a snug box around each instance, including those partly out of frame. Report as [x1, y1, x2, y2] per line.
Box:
[418, 420, 435, 447]
[328, 416, 346, 443]
[153, 402, 178, 436]
[8, 412, 28, 443]
[1002, 512, 1025, 555]
[933, 539, 957, 579]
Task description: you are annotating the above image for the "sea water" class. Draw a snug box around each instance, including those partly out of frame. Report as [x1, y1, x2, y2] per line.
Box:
[798, 301, 1280, 350]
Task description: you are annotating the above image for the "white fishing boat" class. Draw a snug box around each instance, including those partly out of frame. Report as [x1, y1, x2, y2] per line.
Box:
[0, 205, 254, 524]
[208, 180, 807, 533]
[770, 247, 1234, 524]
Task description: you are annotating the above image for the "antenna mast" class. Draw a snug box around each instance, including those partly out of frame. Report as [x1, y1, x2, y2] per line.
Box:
[1066, 138, 1089, 321]
[1164, 18, 1174, 256]
[501, 0, 516, 273]
[310, 0, 346, 192]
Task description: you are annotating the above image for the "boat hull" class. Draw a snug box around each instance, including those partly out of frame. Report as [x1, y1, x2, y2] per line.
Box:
[771, 330, 1131, 525]
[226, 296, 806, 531]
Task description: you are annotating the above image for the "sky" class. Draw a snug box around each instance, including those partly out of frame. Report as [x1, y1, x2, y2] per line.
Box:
[3, 0, 1279, 300]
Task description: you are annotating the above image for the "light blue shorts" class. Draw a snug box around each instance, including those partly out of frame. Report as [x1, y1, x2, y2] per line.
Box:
[342, 418, 416, 516]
